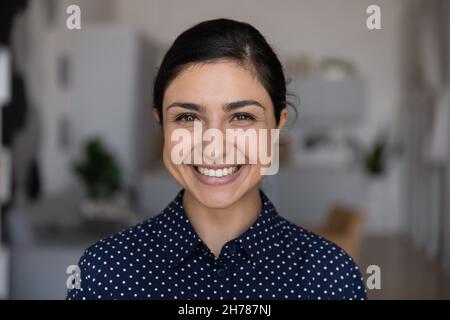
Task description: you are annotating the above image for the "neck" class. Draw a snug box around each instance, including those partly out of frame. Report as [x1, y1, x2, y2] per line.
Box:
[183, 187, 262, 258]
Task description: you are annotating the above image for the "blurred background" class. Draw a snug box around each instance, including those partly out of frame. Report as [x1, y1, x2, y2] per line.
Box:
[0, 0, 449, 299]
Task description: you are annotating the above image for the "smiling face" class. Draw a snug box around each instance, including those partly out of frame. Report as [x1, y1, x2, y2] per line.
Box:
[156, 60, 287, 209]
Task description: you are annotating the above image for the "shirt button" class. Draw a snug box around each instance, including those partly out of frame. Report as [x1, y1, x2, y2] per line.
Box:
[217, 268, 226, 278]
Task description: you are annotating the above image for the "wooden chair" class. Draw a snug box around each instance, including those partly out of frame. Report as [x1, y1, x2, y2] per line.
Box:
[312, 205, 365, 259]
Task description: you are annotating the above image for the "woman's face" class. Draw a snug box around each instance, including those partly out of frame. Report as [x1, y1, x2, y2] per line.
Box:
[157, 60, 287, 209]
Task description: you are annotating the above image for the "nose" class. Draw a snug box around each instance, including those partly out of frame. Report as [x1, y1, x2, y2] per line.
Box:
[201, 126, 228, 165]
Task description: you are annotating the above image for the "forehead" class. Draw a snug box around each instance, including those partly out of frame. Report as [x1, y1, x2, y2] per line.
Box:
[163, 61, 272, 107]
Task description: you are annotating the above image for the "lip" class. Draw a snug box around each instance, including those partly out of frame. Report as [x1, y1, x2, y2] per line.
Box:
[193, 164, 241, 170]
[190, 164, 245, 185]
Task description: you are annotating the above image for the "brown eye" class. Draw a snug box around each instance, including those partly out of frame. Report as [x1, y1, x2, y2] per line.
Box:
[231, 112, 255, 122]
[175, 113, 200, 122]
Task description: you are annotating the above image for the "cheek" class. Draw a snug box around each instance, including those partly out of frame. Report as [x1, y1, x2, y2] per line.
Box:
[162, 141, 171, 164]
[161, 126, 177, 167]
[162, 125, 194, 168]
[235, 123, 277, 164]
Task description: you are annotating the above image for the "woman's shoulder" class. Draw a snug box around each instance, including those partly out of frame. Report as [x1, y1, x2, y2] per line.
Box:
[80, 212, 167, 261]
[67, 214, 167, 299]
[277, 215, 348, 251]
[276, 216, 367, 299]
[278, 215, 361, 268]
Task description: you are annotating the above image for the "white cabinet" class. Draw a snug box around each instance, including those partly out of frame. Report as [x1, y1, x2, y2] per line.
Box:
[0, 49, 10, 106]
[72, 26, 142, 186]
[0, 48, 11, 300]
[39, 26, 157, 196]
[288, 78, 366, 125]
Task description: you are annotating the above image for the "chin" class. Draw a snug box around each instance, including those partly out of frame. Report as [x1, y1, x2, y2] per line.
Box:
[195, 191, 239, 209]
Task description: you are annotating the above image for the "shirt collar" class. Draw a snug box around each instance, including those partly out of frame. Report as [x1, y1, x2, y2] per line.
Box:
[159, 189, 280, 269]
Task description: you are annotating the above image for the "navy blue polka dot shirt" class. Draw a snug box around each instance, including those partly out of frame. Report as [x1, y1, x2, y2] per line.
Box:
[67, 190, 367, 300]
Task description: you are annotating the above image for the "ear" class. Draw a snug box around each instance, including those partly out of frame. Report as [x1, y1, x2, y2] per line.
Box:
[277, 107, 288, 130]
[153, 108, 161, 124]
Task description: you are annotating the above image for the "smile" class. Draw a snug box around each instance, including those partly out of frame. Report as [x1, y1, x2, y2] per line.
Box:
[191, 165, 244, 185]
[195, 166, 240, 177]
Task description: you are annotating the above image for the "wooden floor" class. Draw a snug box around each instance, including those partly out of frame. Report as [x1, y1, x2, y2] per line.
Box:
[356, 236, 450, 300]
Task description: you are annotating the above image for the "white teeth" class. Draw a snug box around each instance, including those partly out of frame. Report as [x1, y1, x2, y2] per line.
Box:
[196, 166, 238, 177]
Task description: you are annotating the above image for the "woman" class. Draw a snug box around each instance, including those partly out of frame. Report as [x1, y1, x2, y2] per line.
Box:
[68, 18, 366, 300]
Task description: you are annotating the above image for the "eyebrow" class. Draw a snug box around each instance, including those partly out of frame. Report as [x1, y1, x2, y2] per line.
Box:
[223, 100, 265, 111]
[166, 100, 265, 112]
[166, 102, 205, 112]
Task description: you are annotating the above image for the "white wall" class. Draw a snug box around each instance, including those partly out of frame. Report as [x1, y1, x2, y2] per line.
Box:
[13, 0, 119, 196]
[445, 84, 450, 273]
[115, 0, 404, 135]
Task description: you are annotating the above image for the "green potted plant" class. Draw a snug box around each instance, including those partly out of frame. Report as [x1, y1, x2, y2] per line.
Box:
[362, 135, 388, 178]
[73, 138, 122, 200]
[348, 133, 392, 178]
[73, 138, 134, 222]
[348, 132, 402, 232]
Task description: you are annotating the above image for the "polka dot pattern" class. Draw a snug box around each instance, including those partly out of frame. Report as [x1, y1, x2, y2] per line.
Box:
[67, 190, 366, 300]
